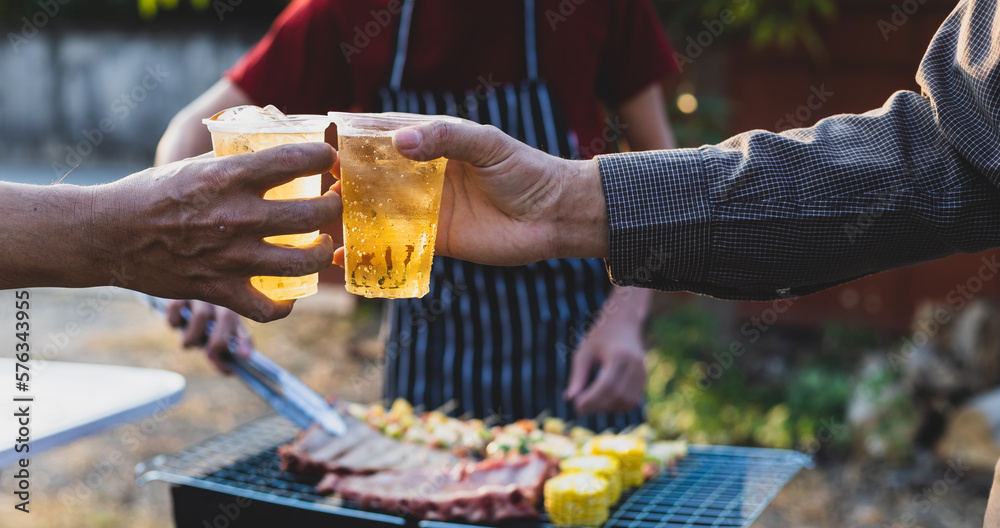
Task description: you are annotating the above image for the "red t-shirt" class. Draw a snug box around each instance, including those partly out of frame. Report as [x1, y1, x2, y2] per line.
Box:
[227, 0, 677, 158]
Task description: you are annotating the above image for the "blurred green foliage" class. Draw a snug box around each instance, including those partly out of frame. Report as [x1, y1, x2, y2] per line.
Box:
[645, 302, 859, 452]
[0, 0, 287, 25]
[2, 0, 837, 39]
[655, 0, 837, 148]
[665, 95, 732, 148]
[136, 0, 209, 20]
[653, 0, 837, 59]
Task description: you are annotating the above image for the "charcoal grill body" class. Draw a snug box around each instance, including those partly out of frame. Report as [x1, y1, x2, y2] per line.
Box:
[139, 415, 812, 528]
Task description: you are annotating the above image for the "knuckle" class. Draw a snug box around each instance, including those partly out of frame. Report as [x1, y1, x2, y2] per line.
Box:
[278, 144, 309, 173]
[261, 247, 300, 277]
[428, 121, 457, 154]
[434, 120, 453, 141]
[293, 201, 323, 230]
[290, 248, 324, 276]
[200, 249, 237, 273]
[197, 159, 239, 194]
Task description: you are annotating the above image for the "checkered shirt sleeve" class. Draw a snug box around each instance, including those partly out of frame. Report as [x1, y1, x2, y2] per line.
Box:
[597, 0, 1000, 301]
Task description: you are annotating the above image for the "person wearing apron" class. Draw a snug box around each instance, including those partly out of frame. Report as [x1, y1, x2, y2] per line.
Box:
[376, 0, 672, 431]
[155, 0, 678, 432]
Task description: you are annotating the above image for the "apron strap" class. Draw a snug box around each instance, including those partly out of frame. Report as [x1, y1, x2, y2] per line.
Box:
[524, 0, 538, 81]
[388, 0, 539, 88]
[389, 0, 417, 90]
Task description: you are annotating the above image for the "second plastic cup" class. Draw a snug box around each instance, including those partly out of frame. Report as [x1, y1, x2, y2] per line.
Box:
[329, 112, 460, 299]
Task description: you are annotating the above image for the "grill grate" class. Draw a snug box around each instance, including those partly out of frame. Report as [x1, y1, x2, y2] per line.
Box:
[137, 415, 812, 528]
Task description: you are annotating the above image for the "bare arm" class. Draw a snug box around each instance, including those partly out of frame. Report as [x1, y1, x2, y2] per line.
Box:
[1, 144, 339, 321]
[156, 78, 254, 165]
[562, 84, 671, 414]
[563, 284, 653, 414]
[389, 0, 1000, 296]
[617, 83, 677, 152]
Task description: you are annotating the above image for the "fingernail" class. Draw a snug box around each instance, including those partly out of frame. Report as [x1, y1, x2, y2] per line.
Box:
[394, 128, 421, 150]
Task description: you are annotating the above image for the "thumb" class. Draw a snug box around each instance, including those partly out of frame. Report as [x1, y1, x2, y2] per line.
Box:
[565, 347, 596, 401]
[392, 121, 518, 167]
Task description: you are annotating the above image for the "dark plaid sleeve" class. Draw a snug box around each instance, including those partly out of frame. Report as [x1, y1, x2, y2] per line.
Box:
[597, 0, 1000, 301]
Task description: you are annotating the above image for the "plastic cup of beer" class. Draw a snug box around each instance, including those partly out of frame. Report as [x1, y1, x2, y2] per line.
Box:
[204, 105, 331, 301]
[329, 112, 460, 299]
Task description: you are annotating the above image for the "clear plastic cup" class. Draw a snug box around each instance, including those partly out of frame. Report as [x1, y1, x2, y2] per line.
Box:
[204, 107, 331, 301]
[329, 112, 460, 298]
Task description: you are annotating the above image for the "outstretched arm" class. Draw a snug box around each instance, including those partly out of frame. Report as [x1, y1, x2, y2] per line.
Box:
[2, 143, 339, 321]
[383, 1, 1000, 300]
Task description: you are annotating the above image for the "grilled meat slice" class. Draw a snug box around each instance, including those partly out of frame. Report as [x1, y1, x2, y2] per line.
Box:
[319, 453, 557, 523]
[278, 414, 460, 476]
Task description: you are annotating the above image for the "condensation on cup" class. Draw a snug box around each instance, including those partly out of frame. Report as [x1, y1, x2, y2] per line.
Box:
[329, 112, 461, 299]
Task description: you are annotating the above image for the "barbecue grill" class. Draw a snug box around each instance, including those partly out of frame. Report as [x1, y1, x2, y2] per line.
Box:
[137, 415, 813, 528]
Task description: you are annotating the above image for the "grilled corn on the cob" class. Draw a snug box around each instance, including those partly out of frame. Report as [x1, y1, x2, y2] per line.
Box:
[560, 455, 622, 504]
[544, 472, 611, 527]
[586, 435, 646, 488]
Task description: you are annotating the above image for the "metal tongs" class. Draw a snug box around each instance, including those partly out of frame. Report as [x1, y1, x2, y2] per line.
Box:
[138, 293, 347, 436]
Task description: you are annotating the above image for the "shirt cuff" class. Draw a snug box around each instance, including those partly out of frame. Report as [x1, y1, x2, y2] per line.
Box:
[596, 149, 711, 289]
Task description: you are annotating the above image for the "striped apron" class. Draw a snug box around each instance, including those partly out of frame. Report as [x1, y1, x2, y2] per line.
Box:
[376, 0, 643, 432]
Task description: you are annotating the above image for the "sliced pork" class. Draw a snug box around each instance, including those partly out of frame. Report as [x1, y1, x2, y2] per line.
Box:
[278, 414, 460, 476]
[318, 453, 558, 523]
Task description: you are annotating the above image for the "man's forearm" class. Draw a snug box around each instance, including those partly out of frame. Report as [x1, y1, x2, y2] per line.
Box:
[598, 90, 1000, 300]
[0, 182, 113, 289]
[553, 159, 610, 260]
[597, 0, 1000, 300]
